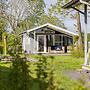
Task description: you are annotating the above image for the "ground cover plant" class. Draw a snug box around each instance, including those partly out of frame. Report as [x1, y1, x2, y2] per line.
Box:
[0, 55, 88, 90]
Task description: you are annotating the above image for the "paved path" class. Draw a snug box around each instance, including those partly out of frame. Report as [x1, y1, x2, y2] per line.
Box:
[65, 70, 90, 89]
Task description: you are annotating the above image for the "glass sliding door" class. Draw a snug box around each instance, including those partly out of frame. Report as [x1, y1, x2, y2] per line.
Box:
[37, 35, 46, 52]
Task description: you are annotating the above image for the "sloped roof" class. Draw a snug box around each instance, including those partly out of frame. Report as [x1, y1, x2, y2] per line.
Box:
[25, 23, 78, 36]
[62, 0, 90, 8]
[62, 0, 80, 8]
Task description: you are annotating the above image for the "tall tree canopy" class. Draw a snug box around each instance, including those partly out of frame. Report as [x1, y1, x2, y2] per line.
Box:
[0, 0, 46, 54]
[0, 0, 45, 34]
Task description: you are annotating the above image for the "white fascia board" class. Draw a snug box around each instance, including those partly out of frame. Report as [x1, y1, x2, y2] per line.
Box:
[80, 0, 90, 6]
[26, 23, 48, 32]
[26, 23, 78, 36]
[47, 23, 78, 36]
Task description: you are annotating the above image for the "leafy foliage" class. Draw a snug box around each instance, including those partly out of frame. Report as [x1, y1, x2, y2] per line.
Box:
[73, 35, 79, 43]
[0, 14, 7, 54]
[88, 33, 90, 42]
[8, 55, 31, 90]
[48, 0, 69, 16]
[38, 14, 65, 28]
[71, 45, 84, 58]
[35, 55, 48, 90]
[7, 34, 22, 54]
[47, 56, 56, 90]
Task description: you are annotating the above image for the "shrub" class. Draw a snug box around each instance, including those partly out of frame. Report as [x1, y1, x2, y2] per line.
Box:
[71, 45, 84, 58]
[35, 55, 48, 90]
[8, 55, 31, 90]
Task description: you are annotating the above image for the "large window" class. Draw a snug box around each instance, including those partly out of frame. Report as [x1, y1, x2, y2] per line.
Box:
[67, 38, 73, 46]
[47, 35, 53, 46]
[55, 35, 62, 46]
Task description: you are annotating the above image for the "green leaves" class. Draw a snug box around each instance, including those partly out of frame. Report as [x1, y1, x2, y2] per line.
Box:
[38, 14, 65, 28]
[8, 55, 31, 90]
[0, 16, 7, 55]
[0, 17, 6, 33]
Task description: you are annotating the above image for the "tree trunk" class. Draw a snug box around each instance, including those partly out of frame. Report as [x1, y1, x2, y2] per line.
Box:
[76, 11, 83, 50]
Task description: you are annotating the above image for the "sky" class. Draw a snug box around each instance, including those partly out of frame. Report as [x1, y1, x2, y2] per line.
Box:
[44, 0, 90, 33]
[44, 0, 57, 13]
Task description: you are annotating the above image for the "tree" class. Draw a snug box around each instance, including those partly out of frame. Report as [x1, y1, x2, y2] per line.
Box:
[0, 18, 7, 54]
[0, 1, 8, 55]
[15, 0, 46, 34]
[76, 11, 83, 51]
[0, 0, 45, 34]
[38, 14, 65, 28]
[6, 0, 45, 34]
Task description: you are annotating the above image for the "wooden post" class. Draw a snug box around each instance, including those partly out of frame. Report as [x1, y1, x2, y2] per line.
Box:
[3, 36, 7, 55]
[84, 5, 88, 65]
[34, 31, 36, 53]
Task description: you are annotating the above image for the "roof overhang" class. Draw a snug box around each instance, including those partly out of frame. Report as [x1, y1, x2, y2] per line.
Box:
[62, 0, 80, 8]
[62, 0, 90, 9]
[23, 23, 78, 36]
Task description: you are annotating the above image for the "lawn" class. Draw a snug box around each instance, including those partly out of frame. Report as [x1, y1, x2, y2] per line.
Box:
[0, 55, 86, 90]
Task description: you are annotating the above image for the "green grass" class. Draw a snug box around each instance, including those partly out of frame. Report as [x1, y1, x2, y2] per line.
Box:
[0, 55, 85, 90]
[47, 56, 84, 90]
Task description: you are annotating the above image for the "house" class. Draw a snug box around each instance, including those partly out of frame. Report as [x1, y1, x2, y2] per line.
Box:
[22, 23, 78, 54]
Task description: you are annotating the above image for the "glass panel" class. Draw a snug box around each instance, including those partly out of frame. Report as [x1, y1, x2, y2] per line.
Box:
[55, 35, 61, 46]
[53, 35, 62, 50]
[68, 38, 73, 46]
[38, 36, 44, 52]
[47, 35, 53, 46]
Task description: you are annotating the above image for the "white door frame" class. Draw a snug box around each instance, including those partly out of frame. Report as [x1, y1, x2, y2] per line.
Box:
[37, 35, 46, 53]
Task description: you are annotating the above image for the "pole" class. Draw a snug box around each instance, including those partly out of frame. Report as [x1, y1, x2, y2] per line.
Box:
[3, 36, 7, 55]
[34, 31, 36, 53]
[84, 5, 88, 65]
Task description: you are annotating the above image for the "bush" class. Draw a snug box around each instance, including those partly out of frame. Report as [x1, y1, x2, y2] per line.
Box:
[35, 55, 56, 90]
[71, 45, 84, 58]
[35, 55, 48, 90]
[7, 35, 22, 55]
[8, 55, 31, 90]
